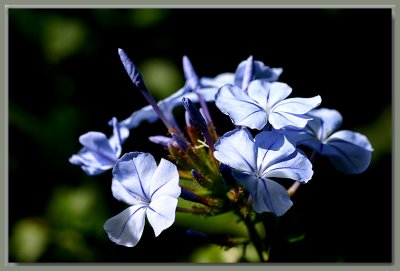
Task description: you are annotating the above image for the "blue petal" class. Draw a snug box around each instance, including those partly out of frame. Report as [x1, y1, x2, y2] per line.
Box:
[254, 131, 296, 176]
[234, 59, 282, 87]
[118, 85, 191, 130]
[200, 73, 235, 88]
[215, 84, 268, 130]
[240, 55, 254, 91]
[119, 105, 159, 129]
[275, 127, 323, 152]
[190, 87, 219, 102]
[79, 132, 116, 162]
[149, 158, 181, 200]
[263, 150, 313, 183]
[111, 177, 146, 206]
[104, 205, 147, 247]
[269, 112, 313, 130]
[108, 117, 130, 158]
[214, 128, 257, 174]
[274, 108, 342, 151]
[269, 96, 321, 129]
[183, 56, 200, 90]
[69, 151, 113, 175]
[147, 195, 178, 237]
[261, 82, 292, 109]
[246, 80, 271, 110]
[272, 95, 322, 115]
[307, 108, 343, 141]
[233, 171, 292, 216]
[322, 130, 373, 174]
[112, 152, 157, 203]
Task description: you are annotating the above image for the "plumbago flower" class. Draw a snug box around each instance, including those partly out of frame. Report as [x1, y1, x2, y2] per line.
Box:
[69, 117, 129, 175]
[104, 152, 181, 247]
[215, 80, 322, 130]
[276, 108, 373, 174]
[213, 128, 313, 216]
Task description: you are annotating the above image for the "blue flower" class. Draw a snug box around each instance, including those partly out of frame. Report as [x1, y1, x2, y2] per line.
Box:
[215, 80, 321, 130]
[213, 129, 313, 216]
[104, 152, 181, 247]
[200, 57, 283, 91]
[277, 108, 373, 174]
[69, 117, 129, 175]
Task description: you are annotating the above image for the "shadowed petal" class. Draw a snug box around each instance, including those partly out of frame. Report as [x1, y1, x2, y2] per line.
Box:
[183, 56, 200, 90]
[323, 130, 373, 174]
[277, 127, 322, 152]
[233, 172, 292, 216]
[112, 152, 157, 202]
[111, 178, 145, 206]
[264, 151, 313, 183]
[307, 108, 343, 141]
[149, 158, 181, 200]
[214, 129, 257, 174]
[234, 60, 282, 87]
[104, 205, 147, 247]
[147, 196, 178, 237]
[200, 73, 235, 87]
[69, 151, 114, 175]
[254, 131, 296, 175]
[215, 84, 268, 129]
[109, 117, 130, 158]
[79, 132, 116, 162]
[119, 105, 159, 129]
[194, 87, 219, 102]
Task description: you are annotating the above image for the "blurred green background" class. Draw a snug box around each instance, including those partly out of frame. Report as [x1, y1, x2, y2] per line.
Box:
[8, 8, 392, 263]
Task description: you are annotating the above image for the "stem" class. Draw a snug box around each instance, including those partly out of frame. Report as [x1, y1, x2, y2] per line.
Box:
[243, 215, 265, 262]
[176, 207, 211, 215]
[287, 181, 301, 197]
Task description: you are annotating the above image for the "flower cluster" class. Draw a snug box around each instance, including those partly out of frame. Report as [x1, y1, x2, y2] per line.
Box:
[70, 49, 373, 261]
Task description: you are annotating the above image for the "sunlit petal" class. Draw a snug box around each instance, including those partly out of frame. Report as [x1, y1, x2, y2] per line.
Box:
[112, 152, 157, 202]
[103, 205, 147, 247]
[214, 129, 257, 174]
[147, 196, 178, 237]
[149, 158, 181, 200]
[215, 84, 268, 129]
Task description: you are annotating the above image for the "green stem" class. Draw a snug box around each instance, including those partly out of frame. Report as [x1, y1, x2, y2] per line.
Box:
[243, 215, 265, 262]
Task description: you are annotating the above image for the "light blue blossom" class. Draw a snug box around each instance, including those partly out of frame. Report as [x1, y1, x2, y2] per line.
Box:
[200, 57, 283, 91]
[277, 108, 373, 174]
[213, 129, 313, 216]
[104, 152, 181, 247]
[215, 80, 321, 130]
[69, 117, 129, 175]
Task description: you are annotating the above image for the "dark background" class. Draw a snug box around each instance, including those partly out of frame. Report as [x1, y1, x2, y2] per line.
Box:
[8, 8, 392, 262]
